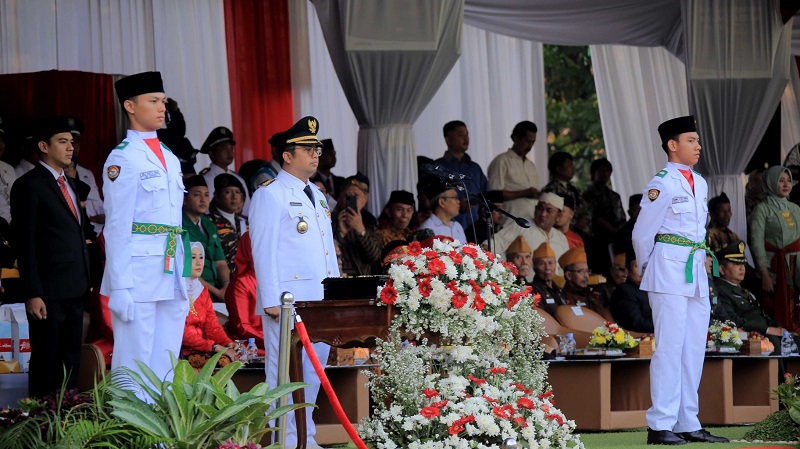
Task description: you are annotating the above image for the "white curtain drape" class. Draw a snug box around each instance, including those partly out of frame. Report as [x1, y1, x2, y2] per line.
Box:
[685, 0, 791, 244]
[781, 28, 800, 162]
[311, 0, 464, 214]
[463, 0, 684, 58]
[290, 1, 548, 206]
[591, 45, 689, 206]
[0, 0, 231, 169]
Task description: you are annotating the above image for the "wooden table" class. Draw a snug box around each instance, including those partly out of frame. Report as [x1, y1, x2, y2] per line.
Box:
[547, 354, 779, 430]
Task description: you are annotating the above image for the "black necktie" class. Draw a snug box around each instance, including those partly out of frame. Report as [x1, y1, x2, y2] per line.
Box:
[303, 184, 315, 206]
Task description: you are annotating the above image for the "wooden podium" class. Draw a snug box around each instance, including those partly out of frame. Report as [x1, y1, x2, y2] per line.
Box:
[290, 299, 394, 449]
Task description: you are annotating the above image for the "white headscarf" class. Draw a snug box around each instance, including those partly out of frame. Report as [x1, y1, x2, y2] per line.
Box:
[187, 241, 205, 301]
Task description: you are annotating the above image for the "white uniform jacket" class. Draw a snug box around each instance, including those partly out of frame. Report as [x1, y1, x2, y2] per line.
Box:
[0, 160, 16, 223]
[100, 130, 188, 302]
[632, 162, 709, 297]
[250, 170, 339, 311]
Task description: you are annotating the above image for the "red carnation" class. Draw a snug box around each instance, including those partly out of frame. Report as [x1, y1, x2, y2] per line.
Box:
[420, 406, 440, 419]
[423, 388, 439, 399]
[514, 416, 529, 428]
[538, 391, 554, 401]
[474, 259, 485, 270]
[532, 292, 542, 308]
[486, 252, 495, 262]
[449, 422, 465, 435]
[462, 246, 478, 258]
[507, 292, 523, 310]
[428, 258, 446, 275]
[424, 250, 439, 260]
[418, 277, 432, 298]
[493, 405, 515, 419]
[380, 280, 398, 305]
[431, 400, 448, 408]
[446, 280, 459, 292]
[407, 241, 422, 256]
[546, 412, 565, 426]
[502, 261, 519, 276]
[482, 395, 498, 403]
[472, 294, 486, 311]
[468, 279, 482, 294]
[468, 375, 487, 385]
[517, 397, 535, 410]
[451, 290, 468, 309]
[402, 260, 416, 272]
[490, 367, 507, 376]
[448, 250, 463, 264]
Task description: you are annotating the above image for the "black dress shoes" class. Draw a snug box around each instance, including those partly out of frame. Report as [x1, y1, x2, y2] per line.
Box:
[647, 429, 687, 445]
[676, 429, 730, 443]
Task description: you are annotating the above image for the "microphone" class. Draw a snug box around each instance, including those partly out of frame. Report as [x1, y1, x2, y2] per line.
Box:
[514, 217, 531, 228]
[470, 194, 530, 229]
[425, 164, 471, 181]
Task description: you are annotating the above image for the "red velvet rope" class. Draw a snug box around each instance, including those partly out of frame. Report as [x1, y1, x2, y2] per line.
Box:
[294, 317, 369, 449]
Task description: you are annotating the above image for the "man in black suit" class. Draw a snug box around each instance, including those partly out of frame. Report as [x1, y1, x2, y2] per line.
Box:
[10, 117, 93, 398]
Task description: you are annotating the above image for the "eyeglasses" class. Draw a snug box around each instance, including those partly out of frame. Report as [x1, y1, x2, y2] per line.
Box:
[294, 145, 323, 157]
[439, 196, 459, 201]
[566, 268, 591, 275]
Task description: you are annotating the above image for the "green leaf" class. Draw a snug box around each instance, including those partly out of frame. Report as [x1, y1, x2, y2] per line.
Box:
[109, 400, 171, 438]
[212, 360, 243, 386]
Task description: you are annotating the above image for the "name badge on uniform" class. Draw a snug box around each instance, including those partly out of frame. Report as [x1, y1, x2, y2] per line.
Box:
[672, 196, 689, 204]
[140, 170, 161, 180]
[290, 202, 302, 206]
[546, 298, 555, 304]
[571, 306, 584, 316]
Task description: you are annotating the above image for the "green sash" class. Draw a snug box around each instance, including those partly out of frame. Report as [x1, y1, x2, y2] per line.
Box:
[655, 233, 719, 283]
[131, 222, 192, 277]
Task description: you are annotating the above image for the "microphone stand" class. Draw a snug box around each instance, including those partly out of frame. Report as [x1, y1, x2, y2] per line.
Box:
[469, 194, 531, 255]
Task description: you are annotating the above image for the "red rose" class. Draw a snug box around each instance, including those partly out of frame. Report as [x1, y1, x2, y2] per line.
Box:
[380, 280, 398, 305]
[407, 241, 422, 256]
[420, 406, 440, 419]
[422, 388, 439, 399]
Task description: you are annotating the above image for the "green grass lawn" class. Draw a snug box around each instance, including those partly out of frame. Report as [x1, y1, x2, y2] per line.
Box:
[326, 426, 797, 449]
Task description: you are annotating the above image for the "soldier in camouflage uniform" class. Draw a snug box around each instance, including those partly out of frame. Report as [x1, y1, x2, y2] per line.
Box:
[208, 173, 247, 275]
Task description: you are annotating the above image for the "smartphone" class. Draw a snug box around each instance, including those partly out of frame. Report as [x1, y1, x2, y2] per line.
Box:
[346, 195, 359, 211]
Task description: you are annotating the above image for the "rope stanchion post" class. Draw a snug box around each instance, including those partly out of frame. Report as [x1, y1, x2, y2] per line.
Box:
[275, 291, 295, 449]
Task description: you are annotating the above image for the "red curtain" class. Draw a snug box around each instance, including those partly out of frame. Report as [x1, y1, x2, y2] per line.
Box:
[0, 70, 117, 181]
[224, 0, 295, 166]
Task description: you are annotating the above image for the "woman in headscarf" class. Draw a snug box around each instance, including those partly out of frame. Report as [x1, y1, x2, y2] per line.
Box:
[182, 241, 240, 368]
[224, 232, 264, 355]
[749, 165, 800, 331]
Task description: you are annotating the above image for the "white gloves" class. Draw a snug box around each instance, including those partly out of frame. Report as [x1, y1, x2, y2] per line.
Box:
[108, 289, 135, 322]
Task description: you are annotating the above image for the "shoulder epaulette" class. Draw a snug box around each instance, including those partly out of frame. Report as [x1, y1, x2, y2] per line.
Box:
[161, 142, 172, 153]
[655, 169, 667, 178]
[261, 179, 276, 187]
[113, 141, 129, 151]
[199, 167, 210, 175]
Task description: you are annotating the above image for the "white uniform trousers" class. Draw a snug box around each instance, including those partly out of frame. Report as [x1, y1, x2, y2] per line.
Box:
[263, 316, 330, 448]
[111, 297, 188, 399]
[646, 290, 710, 432]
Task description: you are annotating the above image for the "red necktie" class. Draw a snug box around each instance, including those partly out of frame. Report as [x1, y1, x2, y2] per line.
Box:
[57, 176, 79, 220]
[143, 137, 167, 170]
[678, 169, 694, 195]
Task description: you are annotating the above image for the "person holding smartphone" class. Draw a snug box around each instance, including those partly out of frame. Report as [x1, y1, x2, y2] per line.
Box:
[332, 176, 384, 276]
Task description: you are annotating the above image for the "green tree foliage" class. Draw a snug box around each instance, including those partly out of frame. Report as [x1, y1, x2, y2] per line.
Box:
[544, 45, 605, 191]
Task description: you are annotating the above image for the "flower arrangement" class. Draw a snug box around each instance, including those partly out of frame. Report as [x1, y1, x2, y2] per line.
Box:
[588, 322, 638, 350]
[364, 239, 583, 449]
[707, 319, 743, 351]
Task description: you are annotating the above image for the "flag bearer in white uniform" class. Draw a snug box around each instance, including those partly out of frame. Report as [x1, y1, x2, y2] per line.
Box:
[101, 72, 189, 393]
[632, 116, 728, 445]
[250, 116, 338, 449]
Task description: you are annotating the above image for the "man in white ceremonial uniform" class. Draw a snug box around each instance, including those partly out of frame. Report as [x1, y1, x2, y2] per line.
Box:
[632, 115, 727, 445]
[0, 119, 17, 223]
[250, 116, 338, 449]
[199, 126, 251, 217]
[101, 72, 189, 393]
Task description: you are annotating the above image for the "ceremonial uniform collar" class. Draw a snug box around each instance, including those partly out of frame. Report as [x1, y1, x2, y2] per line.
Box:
[278, 169, 311, 190]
